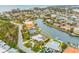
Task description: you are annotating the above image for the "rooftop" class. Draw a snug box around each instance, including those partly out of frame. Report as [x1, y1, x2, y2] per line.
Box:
[6, 48, 19, 53]
[0, 40, 10, 53]
[24, 21, 35, 29]
[45, 40, 60, 51]
[63, 47, 79, 53]
[31, 34, 45, 41]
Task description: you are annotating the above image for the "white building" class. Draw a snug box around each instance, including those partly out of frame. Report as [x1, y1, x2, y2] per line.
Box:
[0, 40, 18, 53]
[51, 14, 57, 18]
[73, 27, 79, 35]
[6, 48, 19, 53]
[0, 40, 10, 53]
[31, 34, 45, 41]
[45, 40, 61, 51]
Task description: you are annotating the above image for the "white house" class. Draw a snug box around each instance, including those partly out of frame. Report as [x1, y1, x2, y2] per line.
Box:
[73, 27, 79, 35]
[51, 14, 57, 18]
[31, 34, 45, 41]
[0, 40, 10, 53]
[6, 48, 19, 53]
[45, 40, 60, 51]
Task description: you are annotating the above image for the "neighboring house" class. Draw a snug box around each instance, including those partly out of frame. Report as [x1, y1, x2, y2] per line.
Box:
[66, 20, 74, 24]
[31, 34, 45, 41]
[0, 40, 19, 53]
[58, 16, 67, 20]
[0, 40, 10, 53]
[6, 48, 19, 53]
[2, 45, 10, 52]
[51, 14, 57, 18]
[73, 27, 79, 35]
[46, 19, 53, 23]
[68, 16, 77, 20]
[45, 40, 61, 51]
[63, 47, 79, 53]
[24, 21, 35, 29]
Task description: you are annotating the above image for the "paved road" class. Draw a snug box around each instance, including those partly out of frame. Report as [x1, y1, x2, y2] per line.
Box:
[17, 24, 34, 53]
[10, 22, 34, 53]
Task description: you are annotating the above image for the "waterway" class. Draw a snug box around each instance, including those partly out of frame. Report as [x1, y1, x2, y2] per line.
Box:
[35, 19, 79, 45]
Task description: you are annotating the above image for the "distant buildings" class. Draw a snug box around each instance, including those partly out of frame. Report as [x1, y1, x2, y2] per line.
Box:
[51, 14, 57, 18]
[69, 15, 77, 20]
[66, 20, 75, 24]
[58, 16, 67, 20]
[46, 19, 52, 23]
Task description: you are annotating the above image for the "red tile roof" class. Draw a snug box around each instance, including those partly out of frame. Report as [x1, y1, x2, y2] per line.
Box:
[63, 47, 79, 53]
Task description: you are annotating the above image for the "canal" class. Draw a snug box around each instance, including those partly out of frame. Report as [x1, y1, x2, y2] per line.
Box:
[35, 19, 79, 45]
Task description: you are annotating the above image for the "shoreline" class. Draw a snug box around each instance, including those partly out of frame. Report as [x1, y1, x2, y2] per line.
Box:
[44, 21, 79, 37]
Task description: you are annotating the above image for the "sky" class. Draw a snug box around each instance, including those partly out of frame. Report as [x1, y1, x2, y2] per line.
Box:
[0, 5, 50, 12]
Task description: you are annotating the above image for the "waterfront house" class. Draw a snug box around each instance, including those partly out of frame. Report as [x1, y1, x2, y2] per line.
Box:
[73, 27, 79, 35]
[66, 20, 75, 24]
[46, 19, 53, 23]
[60, 24, 71, 31]
[69, 15, 77, 20]
[58, 16, 67, 20]
[45, 40, 61, 51]
[31, 34, 45, 41]
[24, 21, 35, 29]
[51, 14, 57, 18]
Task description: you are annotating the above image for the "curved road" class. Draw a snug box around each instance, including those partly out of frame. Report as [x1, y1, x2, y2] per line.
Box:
[17, 24, 34, 53]
[10, 21, 34, 53]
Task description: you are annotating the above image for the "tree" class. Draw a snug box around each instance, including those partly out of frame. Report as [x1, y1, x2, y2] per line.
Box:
[60, 42, 67, 51]
[31, 41, 44, 52]
[24, 41, 32, 48]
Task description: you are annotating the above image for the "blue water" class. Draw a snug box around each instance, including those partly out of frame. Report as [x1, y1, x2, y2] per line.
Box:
[35, 19, 79, 45]
[0, 5, 50, 12]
